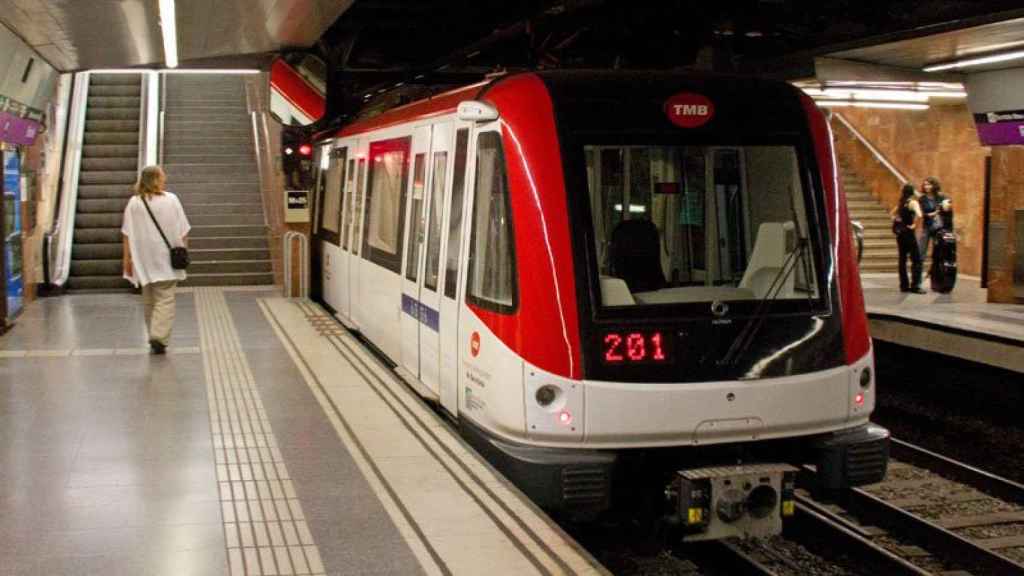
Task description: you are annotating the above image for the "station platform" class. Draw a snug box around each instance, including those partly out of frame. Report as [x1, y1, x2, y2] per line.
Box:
[0, 287, 605, 576]
[861, 273, 1024, 373]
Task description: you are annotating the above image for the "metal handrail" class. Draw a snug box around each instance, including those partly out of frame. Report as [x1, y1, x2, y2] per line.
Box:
[282, 231, 308, 297]
[832, 112, 908, 184]
[49, 71, 91, 287]
[158, 73, 166, 165]
[136, 73, 147, 172]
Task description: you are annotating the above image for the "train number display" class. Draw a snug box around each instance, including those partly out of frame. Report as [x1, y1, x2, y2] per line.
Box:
[602, 331, 670, 364]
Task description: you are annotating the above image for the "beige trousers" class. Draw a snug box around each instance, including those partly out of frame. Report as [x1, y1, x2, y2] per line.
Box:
[143, 280, 178, 345]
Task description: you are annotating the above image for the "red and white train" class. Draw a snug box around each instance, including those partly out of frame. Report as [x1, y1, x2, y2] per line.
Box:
[309, 71, 889, 540]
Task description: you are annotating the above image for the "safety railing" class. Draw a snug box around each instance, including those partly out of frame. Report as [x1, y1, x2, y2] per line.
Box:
[832, 112, 908, 184]
[282, 231, 309, 297]
[46, 72, 91, 287]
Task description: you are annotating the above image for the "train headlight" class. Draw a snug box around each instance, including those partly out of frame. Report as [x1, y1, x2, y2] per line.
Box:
[535, 385, 559, 407]
[859, 367, 872, 389]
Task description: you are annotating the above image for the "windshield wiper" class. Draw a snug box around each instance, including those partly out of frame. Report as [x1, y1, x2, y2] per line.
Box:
[719, 238, 809, 366]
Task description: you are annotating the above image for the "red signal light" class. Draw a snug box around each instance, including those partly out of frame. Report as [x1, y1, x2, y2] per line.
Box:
[298, 144, 313, 156]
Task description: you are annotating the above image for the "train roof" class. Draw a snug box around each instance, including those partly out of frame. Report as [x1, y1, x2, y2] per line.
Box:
[322, 70, 808, 141]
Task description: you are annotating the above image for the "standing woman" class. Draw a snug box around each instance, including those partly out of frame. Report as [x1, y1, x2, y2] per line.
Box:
[891, 183, 925, 294]
[122, 165, 191, 354]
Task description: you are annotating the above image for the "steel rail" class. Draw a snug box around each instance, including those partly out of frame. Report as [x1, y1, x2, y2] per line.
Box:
[842, 485, 1024, 575]
[791, 496, 930, 576]
[890, 438, 1024, 507]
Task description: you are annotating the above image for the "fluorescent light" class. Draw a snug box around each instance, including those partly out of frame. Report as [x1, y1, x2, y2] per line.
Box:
[816, 100, 929, 111]
[803, 88, 929, 102]
[922, 91, 967, 98]
[161, 69, 261, 74]
[158, 0, 178, 68]
[924, 49, 1024, 72]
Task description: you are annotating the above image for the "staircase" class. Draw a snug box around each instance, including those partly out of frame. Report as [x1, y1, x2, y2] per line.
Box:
[67, 74, 142, 291]
[162, 75, 272, 286]
[840, 160, 897, 273]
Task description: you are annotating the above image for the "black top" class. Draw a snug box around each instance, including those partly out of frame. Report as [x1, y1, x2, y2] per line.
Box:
[898, 201, 916, 231]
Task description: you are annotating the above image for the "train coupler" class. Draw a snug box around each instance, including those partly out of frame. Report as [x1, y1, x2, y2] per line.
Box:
[667, 463, 798, 541]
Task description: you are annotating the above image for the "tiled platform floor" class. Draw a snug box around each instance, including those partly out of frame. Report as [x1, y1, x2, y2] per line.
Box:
[0, 288, 602, 576]
[862, 273, 1024, 372]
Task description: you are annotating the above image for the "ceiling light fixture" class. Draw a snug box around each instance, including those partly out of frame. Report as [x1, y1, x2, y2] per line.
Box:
[158, 0, 178, 69]
[924, 49, 1024, 72]
[161, 69, 261, 74]
[815, 101, 929, 111]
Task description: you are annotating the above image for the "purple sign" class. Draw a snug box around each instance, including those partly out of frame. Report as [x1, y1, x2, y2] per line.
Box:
[973, 110, 1024, 146]
[0, 111, 41, 146]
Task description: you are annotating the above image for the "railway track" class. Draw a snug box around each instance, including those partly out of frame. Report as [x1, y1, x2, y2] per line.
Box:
[799, 437, 1024, 575]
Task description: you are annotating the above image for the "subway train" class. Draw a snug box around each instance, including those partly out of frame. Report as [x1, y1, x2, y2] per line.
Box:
[308, 71, 889, 540]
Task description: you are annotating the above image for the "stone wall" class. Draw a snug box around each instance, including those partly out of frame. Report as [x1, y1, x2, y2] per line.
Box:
[832, 104, 988, 276]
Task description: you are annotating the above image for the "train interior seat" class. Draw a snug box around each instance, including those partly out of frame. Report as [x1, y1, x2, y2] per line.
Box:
[599, 277, 637, 306]
[739, 221, 796, 299]
[609, 219, 668, 294]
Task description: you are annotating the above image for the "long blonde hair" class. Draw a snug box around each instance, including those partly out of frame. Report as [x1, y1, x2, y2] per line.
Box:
[135, 165, 166, 197]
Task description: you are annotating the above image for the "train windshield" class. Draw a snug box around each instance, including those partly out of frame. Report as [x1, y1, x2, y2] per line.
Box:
[584, 144, 820, 310]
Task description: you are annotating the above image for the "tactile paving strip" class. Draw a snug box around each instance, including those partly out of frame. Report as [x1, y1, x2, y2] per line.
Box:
[196, 287, 327, 576]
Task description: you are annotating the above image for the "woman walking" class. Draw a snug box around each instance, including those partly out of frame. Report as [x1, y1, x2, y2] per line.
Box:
[891, 183, 925, 294]
[122, 165, 191, 354]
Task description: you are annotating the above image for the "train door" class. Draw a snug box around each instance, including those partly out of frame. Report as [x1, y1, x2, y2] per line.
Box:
[348, 140, 368, 329]
[316, 142, 343, 308]
[437, 124, 472, 415]
[332, 147, 351, 317]
[399, 125, 433, 381]
[417, 122, 453, 398]
[336, 153, 356, 319]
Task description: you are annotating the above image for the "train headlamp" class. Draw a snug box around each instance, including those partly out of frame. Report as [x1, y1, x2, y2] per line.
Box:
[859, 367, 872, 389]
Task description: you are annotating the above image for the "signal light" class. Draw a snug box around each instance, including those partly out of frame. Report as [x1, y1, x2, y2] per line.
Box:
[299, 144, 313, 156]
[855, 392, 865, 406]
[558, 410, 573, 426]
[284, 147, 294, 155]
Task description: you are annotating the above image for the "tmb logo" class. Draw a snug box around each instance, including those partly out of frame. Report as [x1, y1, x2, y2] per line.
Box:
[664, 93, 715, 128]
[470, 331, 481, 357]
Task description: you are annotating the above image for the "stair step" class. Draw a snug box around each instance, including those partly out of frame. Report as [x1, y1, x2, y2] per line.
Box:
[79, 171, 137, 185]
[91, 74, 142, 86]
[72, 243, 123, 260]
[190, 225, 267, 238]
[87, 96, 141, 109]
[189, 213, 264, 225]
[180, 202, 263, 214]
[162, 153, 254, 164]
[173, 183, 261, 195]
[85, 119, 140, 133]
[191, 236, 268, 249]
[70, 259, 121, 276]
[181, 272, 274, 287]
[81, 157, 137, 171]
[190, 260, 272, 274]
[78, 198, 129, 213]
[88, 85, 141, 97]
[164, 163, 258, 177]
[66, 275, 135, 291]
[77, 185, 135, 199]
[86, 108, 140, 121]
[191, 248, 271, 261]
[74, 228, 123, 243]
[177, 193, 262, 205]
[75, 213, 123, 229]
[84, 132, 139, 145]
[83, 144, 140, 158]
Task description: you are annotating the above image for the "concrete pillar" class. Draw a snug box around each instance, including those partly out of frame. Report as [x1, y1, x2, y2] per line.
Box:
[986, 146, 1024, 303]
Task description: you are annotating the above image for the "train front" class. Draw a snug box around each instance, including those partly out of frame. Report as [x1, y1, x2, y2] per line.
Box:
[460, 71, 888, 539]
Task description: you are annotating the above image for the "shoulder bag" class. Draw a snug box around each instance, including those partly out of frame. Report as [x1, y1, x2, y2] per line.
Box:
[140, 195, 190, 270]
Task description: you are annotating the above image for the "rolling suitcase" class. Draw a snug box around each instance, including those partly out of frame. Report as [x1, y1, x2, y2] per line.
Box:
[930, 230, 957, 293]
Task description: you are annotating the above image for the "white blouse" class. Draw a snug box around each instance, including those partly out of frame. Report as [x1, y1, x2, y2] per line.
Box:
[121, 192, 191, 286]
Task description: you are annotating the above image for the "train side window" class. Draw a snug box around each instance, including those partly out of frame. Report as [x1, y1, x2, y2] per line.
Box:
[443, 129, 470, 299]
[466, 131, 517, 312]
[318, 147, 346, 245]
[352, 158, 366, 255]
[423, 151, 448, 292]
[362, 137, 411, 273]
[342, 157, 356, 250]
[405, 153, 427, 281]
